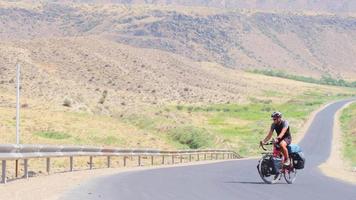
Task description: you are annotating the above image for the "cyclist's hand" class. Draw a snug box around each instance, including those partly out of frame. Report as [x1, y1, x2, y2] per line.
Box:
[274, 138, 280, 144]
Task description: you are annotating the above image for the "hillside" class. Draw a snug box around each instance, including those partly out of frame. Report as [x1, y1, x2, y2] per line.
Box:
[11, 1, 356, 13]
[0, 2, 356, 79]
[0, 1, 355, 154]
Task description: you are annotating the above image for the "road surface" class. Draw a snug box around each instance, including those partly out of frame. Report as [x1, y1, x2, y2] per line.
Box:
[62, 99, 356, 200]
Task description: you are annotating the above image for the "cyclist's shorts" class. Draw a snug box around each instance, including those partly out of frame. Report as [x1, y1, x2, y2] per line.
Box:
[282, 136, 292, 145]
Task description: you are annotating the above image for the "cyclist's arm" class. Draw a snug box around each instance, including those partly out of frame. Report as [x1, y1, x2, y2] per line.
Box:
[277, 121, 289, 140]
[277, 127, 288, 140]
[262, 129, 273, 144]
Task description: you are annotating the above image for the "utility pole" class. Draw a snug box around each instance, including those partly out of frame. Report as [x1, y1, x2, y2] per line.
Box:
[15, 63, 21, 177]
[16, 63, 20, 144]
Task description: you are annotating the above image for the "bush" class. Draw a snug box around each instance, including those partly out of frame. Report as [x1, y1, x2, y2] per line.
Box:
[176, 105, 184, 110]
[169, 126, 213, 149]
[63, 98, 71, 107]
[98, 90, 108, 104]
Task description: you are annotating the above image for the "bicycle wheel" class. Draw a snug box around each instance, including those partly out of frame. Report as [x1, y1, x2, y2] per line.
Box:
[258, 158, 282, 184]
[284, 158, 297, 184]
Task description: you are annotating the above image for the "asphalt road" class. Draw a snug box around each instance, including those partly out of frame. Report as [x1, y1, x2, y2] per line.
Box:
[62, 99, 356, 200]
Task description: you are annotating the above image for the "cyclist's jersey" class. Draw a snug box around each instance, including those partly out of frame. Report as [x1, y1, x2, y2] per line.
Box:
[270, 120, 291, 139]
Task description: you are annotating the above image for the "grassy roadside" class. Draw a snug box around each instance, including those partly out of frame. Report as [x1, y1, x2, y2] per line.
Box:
[122, 90, 355, 156]
[339, 102, 356, 169]
[1, 85, 355, 158]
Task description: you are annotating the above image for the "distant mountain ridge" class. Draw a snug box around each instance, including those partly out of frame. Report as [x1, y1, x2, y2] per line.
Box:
[42, 0, 356, 13]
[1, 2, 355, 79]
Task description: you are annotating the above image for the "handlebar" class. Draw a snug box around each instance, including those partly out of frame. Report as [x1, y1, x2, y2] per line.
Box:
[259, 140, 275, 151]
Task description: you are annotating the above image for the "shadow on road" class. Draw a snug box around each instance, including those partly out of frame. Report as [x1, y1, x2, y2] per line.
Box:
[225, 181, 286, 185]
[225, 181, 265, 184]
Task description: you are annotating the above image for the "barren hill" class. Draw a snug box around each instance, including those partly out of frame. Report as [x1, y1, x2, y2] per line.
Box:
[0, 1, 355, 152]
[0, 1, 356, 112]
[14, 0, 356, 13]
[0, 2, 356, 80]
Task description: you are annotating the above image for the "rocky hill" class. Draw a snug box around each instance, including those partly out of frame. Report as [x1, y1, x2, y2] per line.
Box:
[0, 1, 356, 113]
[1, 2, 355, 80]
[16, 1, 356, 13]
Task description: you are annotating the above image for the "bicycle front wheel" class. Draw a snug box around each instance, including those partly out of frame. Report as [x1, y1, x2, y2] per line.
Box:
[258, 158, 282, 184]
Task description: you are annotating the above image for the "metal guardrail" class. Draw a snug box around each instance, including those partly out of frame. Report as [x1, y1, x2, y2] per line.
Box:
[0, 144, 240, 184]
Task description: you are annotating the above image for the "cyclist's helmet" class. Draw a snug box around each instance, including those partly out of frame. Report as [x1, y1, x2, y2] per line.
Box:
[271, 111, 282, 118]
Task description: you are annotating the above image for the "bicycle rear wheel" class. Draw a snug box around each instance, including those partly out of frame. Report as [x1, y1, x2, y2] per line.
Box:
[284, 158, 297, 184]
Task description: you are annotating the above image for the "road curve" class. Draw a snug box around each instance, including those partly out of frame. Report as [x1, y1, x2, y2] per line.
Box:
[62, 99, 356, 200]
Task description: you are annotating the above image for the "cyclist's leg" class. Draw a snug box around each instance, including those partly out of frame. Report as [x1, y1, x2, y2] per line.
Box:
[279, 140, 290, 164]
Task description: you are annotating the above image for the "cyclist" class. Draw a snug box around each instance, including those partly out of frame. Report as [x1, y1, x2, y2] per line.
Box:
[261, 111, 292, 166]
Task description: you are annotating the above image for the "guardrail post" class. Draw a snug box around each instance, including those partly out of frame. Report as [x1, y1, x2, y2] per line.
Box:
[171, 155, 174, 164]
[15, 160, 19, 178]
[138, 156, 141, 166]
[24, 159, 28, 179]
[180, 155, 183, 163]
[107, 156, 111, 168]
[162, 155, 165, 165]
[223, 153, 225, 160]
[151, 156, 154, 165]
[204, 153, 207, 160]
[46, 158, 51, 174]
[189, 154, 192, 162]
[70, 157, 73, 172]
[89, 156, 93, 170]
[123, 156, 127, 167]
[197, 154, 200, 161]
[2, 160, 6, 184]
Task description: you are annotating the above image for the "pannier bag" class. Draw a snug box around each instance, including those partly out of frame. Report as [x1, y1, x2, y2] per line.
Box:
[287, 144, 305, 169]
[272, 157, 283, 174]
[288, 144, 302, 154]
[291, 152, 306, 169]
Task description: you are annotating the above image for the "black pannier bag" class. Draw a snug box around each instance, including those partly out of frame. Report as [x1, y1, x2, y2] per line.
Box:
[260, 156, 281, 175]
[291, 152, 305, 169]
[272, 157, 283, 173]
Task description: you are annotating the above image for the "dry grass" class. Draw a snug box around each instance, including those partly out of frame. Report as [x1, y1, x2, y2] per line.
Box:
[0, 106, 170, 149]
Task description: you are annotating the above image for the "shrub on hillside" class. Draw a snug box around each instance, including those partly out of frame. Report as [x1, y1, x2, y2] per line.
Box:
[98, 90, 108, 104]
[169, 126, 213, 149]
[63, 98, 72, 107]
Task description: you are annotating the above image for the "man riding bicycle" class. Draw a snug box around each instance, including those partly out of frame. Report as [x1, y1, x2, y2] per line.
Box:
[261, 111, 292, 166]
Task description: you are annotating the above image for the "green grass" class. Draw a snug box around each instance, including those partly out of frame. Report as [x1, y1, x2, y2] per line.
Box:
[168, 126, 214, 149]
[250, 69, 356, 88]
[89, 135, 123, 146]
[35, 131, 71, 140]
[340, 102, 356, 168]
[166, 91, 352, 156]
[108, 89, 355, 156]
